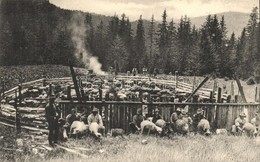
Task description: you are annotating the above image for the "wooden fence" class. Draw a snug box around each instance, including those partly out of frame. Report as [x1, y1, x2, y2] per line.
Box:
[1, 76, 260, 134]
[59, 101, 260, 133]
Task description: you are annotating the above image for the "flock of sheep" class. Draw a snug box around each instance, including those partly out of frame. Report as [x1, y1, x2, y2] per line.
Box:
[64, 113, 260, 142]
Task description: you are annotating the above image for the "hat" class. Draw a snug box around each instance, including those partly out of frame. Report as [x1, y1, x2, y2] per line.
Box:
[176, 107, 182, 112]
[239, 112, 246, 117]
[92, 107, 99, 112]
[155, 108, 159, 112]
[182, 110, 188, 115]
[197, 108, 204, 113]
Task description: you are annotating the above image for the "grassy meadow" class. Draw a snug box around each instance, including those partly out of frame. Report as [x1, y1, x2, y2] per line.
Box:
[1, 124, 260, 162]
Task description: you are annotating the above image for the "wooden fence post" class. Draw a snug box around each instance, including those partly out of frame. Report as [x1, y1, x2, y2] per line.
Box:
[235, 95, 238, 103]
[255, 87, 258, 102]
[209, 91, 213, 103]
[42, 75, 47, 87]
[80, 89, 85, 101]
[49, 84, 52, 97]
[2, 81, 5, 99]
[18, 84, 22, 105]
[259, 86, 260, 103]
[99, 88, 102, 101]
[217, 87, 222, 103]
[67, 86, 71, 100]
[15, 89, 21, 135]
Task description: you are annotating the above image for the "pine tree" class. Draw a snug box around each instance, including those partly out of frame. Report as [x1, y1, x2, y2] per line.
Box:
[108, 35, 129, 72]
[176, 16, 193, 75]
[157, 9, 170, 73]
[243, 7, 259, 78]
[94, 21, 107, 70]
[148, 15, 157, 73]
[133, 15, 146, 70]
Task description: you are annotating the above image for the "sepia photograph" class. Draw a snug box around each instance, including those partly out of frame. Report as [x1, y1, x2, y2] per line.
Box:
[0, 0, 260, 161]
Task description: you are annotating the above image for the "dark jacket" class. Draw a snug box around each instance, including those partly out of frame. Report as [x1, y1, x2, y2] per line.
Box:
[192, 114, 205, 125]
[45, 103, 61, 121]
[152, 114, 162, 123]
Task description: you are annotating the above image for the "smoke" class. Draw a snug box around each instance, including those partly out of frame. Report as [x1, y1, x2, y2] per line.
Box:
[69, 12, 106, 75]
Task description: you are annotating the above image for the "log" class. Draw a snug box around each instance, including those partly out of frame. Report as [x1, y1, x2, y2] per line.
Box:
[234, 76, 247, 103]
[56, 144, 88, 158]
[17, 107, 45, 113]
[41, 145, 53, 151]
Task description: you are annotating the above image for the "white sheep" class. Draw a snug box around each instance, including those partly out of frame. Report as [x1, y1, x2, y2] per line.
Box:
[197, 119, 211, 136]
[216, 129, 228, 135]
[175, 119, 189, 135]
[70, 121, 89, 138]
[89, 122, 104, 138]
[140, 120, 162, 135]
[242, 123, 258, 138]
[155, 119, 172, 136]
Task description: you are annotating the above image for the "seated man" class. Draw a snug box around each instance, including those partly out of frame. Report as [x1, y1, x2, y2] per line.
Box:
[129, 108, 145, 133]
[231, 112, 247, 135]
[170, 107, 183, 123]
[182, 110, 193, 126]
[152, 108, 162, 123]
[66, 109, 79, 126]
[192, 108, 205, 133]
[170, 107, 183, 132]
[87, 107, 105, 135]
[64, 109, 79, 134]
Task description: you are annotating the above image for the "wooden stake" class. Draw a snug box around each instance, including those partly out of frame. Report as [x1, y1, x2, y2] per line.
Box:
[217, 87, 222, 103]
[255, 87, 258, 102]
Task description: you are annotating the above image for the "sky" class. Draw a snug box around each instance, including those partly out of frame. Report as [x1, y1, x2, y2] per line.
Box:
[49, 0, 259, 20]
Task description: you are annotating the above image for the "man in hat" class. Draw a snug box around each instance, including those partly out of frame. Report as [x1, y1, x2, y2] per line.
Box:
[66, 109, 78, 126]
[129, 108, 145, 133]
[64, 108, 80, 133]
[87, 107, 103, 127]
[192, 108, 206, 133]
[170, 107, 183, 132]
[231, 112, 247, 135]
[182, 110, 193, 126]
[170, 107, 183, 124]
[88, 107, 105, 135]
[152, 108, 162, 123]
[45, 95, 60, 147]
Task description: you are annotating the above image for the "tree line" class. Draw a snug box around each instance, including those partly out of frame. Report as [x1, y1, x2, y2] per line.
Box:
[0, 0, 259, 79]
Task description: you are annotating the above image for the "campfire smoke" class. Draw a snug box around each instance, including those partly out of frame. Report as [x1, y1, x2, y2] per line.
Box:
[69, 13, 106, 75]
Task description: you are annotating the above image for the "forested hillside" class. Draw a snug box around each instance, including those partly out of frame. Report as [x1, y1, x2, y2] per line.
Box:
[0, 0, 259, 79]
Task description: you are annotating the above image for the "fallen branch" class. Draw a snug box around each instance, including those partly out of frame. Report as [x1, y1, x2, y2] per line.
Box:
[56, 144, 88, 158]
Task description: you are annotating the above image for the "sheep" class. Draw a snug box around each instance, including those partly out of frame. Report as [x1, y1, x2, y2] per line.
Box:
[69, 121, 89, 138]
[174, 119, 189, 136]
[242, 123, 258, 138]
[197, 119, 211, 136]
[110, 128, 125, 138]
[89, 122, 104, 138]
[216, 129, 228, 135]
[155, 119, 172, 137]
[140, 120, 162, 135]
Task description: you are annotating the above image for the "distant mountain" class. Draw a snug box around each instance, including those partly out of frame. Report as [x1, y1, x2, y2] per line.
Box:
[130, 12, 250, 38]
[190, 12, 250, 37]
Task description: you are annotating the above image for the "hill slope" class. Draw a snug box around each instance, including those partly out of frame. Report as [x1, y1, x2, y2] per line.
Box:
[190, 12, 250, 37]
